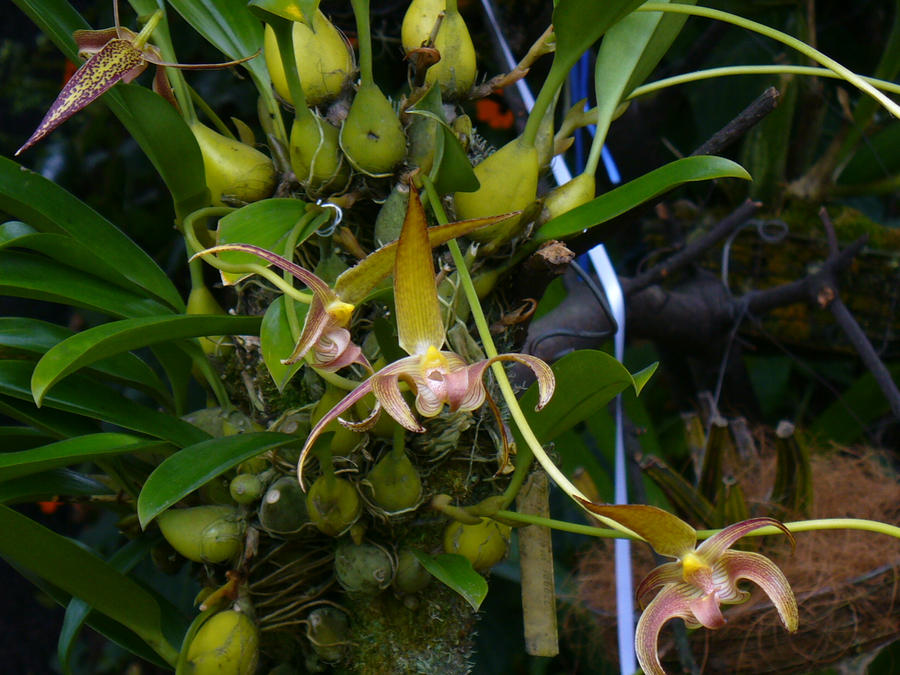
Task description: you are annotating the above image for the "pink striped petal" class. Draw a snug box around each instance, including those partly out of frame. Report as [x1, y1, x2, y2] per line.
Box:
[697, 517, 794, 562]
[635, 584, 695, 675]
[636, 561, 682, 609]
[688, 592, 726, 629]
[720, 550, 799, 632]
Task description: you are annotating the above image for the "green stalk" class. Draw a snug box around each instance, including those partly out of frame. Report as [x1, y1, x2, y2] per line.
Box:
[350, 0, 374, 85]
[189, 86, 234, 138]
[496, 512, 900, 543]
[391, 422, 406, 460]
[269, 18, 312, 120]
[627, 65, 900, 100]
[313, 367, 367, 391]
[638, 3, 900, 118]
[421, 176, 636, 537]
[182, 208, 313, 304]
[521, 63, 569, 148]
[128, 2, 197, 125]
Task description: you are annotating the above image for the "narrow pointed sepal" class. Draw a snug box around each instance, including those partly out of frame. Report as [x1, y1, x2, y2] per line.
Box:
[697, 517, 794, 561]
[394, 184, 445, 356]
[17, 39, 145, 155]
[720, 550, 799, 632]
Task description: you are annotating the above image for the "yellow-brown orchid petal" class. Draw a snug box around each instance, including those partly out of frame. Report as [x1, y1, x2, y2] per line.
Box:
[697, 517, 794, 563]
[334, 213, 521, 306]
[370, 359, 427, 433]
[17, 39, 146, 155]
[313, 327, 371, 372]
[635, 584, 695, 675]
[394, 183, 445, 356]
[282, 295, 330, 365]
[720, 550, 799, 632]
[578, 503, 697, 559]
[296, 378, 374, 489]
[476, 353, 556, 410]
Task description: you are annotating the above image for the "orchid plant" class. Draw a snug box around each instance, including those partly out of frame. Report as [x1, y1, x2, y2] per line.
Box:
[3, 0, 900, 673]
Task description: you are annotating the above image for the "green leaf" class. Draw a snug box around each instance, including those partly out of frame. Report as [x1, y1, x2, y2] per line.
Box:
[30, 315, 261, 405]
[409, 550, 488, 611]
[0, 361, 210, 447]
[0, 156, 184, 310]
[0, 396, 99, 439]
[407, 86, 479, 194]
[215, 199, 313, 284]
[0, 426, 55, 452]
[534, 156, 751, 242]
[0, 433, 169, 482]
[59, 536, 156, 675]
[0, 468, 112, 504]
[0, 504, 181, 665]
[137, 432, 299, 527]
[0, 251, 174, 318]
[167, 0, 269, 87]
[590, 3, 671, 146]
[249, 0, 318, 24]
[553, 0, 645, 70]
[515, 350, 654, 445]
[260, 295, 309, 391]
[114, 84, 210, 223]
[0, 228, 152, 299]
[0, 317, 171, 406]
[810, 361, 900, 443]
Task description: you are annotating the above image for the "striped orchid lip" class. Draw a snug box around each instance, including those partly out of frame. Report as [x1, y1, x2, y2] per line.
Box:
[292, 183, 554, 488]
[17, 2, 256, 155]
[579, 504, 799, 675]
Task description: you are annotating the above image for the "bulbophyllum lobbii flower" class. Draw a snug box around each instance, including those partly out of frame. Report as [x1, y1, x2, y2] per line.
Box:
[581, 503, 798, 675]
[194, 243, 369, 373]
[194, 199, 517, 374]
[17, 1, 256, 155]
[294, 184, 555, 487]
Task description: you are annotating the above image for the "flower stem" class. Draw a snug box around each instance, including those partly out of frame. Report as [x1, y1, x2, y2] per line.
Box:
[628, 65, 900, 100]
[350, 0, 373, 85]
[698, 518, 900, 541]
[638, 3, 900, 118]
[420, 176, 636, 537]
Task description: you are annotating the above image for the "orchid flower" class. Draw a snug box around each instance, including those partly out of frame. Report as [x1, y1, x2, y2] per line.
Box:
[193, 243, 368, 373]
[193, 202, 519, 374]
[581, 503, 798, 675]
[294, 184, 555, 487]
[17, 1, 256, 155]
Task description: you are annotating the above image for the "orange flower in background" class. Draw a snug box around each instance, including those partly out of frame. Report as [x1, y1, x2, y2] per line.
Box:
[475, 91, 515, 130]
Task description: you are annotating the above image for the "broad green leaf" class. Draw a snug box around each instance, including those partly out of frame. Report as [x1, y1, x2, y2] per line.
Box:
[622, 0, 696, 96]
[534, 156, 751, 242]
[0, 251, 174, 318]
[150, 343, 193, 417]
[553, 0, 645, 69]
[215, 199, 313, 284]
[15, 560, 172, 670]
[591, 4, 670, 147]
[111, 84, 210, 223]
[167, 0, 269, 86]
[0, 317, 171, 405]
[0, 426, 54, 452]
[260, 295, 309, 391]
[810, 362, 900, 444]
[578, 503, 697, 558]
[0, 157, 184, 310]
[0, 504, 181, 665]
[59, 536, 155, 675]
[31, 315, 262, 405]
[249, 0, 318, 24]
[0, 361, 210, 447]
[0, 433, 169, 482]
[515, 350, 656, 445]
[0, 468, 112, 504]
[137, 432, 298, 527]
[0, 396, 99, 439]
[409, 550, 488, 611]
